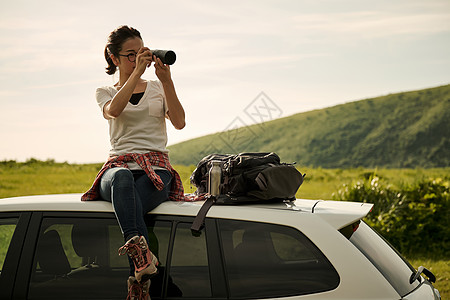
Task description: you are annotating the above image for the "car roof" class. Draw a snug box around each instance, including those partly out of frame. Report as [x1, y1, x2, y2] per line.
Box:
[0, 193, 373, 230]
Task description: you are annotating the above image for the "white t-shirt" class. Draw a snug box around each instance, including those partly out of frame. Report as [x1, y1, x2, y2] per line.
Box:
[96, 80, 169, 160]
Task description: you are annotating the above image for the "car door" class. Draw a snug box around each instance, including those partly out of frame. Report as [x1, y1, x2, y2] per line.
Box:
[11, 211, 131, 299]
[216, 218, 341, 299]
[0, 212, 27, 300]
[5, 212, 226, 300]
[147, 215, 227, 299]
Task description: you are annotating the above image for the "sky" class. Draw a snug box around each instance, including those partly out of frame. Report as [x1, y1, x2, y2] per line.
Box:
[0, 0, 449, 163]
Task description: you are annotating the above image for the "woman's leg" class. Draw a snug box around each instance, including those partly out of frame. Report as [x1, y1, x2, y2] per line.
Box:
[126, 169, 172, 279]
[99, 167, 142, 241]
[133, 169, 173, 243]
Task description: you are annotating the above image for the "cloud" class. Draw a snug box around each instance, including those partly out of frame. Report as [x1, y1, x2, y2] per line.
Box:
[292, 10, 450, 41]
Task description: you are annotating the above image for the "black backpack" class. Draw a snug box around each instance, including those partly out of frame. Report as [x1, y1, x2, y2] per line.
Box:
[190, 152, 305, 233]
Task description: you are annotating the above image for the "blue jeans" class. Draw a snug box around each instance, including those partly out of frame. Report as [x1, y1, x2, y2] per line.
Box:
[99, 167, 172, 245]
[99, 167, 172, 275]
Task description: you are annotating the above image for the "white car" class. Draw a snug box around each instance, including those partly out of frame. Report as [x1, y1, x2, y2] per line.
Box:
[0, 194, 441, 300]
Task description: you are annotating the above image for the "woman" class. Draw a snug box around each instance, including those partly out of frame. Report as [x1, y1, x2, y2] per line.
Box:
[82, 25, 188, 299]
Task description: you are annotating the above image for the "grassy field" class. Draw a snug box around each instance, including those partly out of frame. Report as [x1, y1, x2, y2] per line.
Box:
[0, 160, 448, 297]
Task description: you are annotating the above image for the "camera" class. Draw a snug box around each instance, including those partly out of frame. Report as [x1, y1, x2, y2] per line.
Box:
[151, 50, 176, 65]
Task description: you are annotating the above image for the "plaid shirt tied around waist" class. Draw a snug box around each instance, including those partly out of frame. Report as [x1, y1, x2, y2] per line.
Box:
[81, 152, 201, 202]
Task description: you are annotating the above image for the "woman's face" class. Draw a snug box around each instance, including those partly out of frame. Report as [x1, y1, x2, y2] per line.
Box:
[114, 37, 144, 76]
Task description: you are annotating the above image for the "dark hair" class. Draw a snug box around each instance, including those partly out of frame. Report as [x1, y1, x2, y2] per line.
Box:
[104, 25, 142, 75]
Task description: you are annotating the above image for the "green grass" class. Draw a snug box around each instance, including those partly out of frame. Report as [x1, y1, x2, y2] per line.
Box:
[0, 160, 103, 198]
[0, 160, 448, 298]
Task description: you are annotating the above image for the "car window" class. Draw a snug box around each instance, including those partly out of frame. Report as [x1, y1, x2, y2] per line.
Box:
[346, 221, 420, 297]
[0, 218, 18, 273]
[218, 219, 340, 299]
[27, 217, 171, 300]
[168, 222, 211, 298]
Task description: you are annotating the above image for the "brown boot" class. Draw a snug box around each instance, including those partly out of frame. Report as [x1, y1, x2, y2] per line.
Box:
[119, 236, 159, 282]
[126, 276, 150, 300]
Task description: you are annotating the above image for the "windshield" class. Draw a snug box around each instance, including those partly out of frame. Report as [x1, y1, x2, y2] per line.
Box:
[346, 221, 420, 297]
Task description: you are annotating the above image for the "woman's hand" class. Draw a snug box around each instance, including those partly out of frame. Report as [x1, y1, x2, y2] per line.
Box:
[133, 47, 153, 77]
[153, 56, 172, 84]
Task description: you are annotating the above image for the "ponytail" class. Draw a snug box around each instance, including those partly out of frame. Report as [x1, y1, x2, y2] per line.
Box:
[103, 25, 142, 75]
[104, 46, 117, 75]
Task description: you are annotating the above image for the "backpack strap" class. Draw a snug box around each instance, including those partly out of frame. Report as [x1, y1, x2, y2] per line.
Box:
[191, 195, 215, 236]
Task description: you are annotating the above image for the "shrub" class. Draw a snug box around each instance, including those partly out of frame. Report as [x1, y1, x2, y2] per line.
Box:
[333, 176, 449, 257]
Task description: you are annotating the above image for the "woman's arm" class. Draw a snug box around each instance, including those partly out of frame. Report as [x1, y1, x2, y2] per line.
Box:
[155, 57, 186, 130]
[103, 73, 140, 119]
[163, 79, 185, 130]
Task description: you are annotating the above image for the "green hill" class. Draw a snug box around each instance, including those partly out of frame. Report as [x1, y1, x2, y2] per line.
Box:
[168, 84, 450, 168]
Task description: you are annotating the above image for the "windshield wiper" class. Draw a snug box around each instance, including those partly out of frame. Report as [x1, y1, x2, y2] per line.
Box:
[409, 266, 436, 284]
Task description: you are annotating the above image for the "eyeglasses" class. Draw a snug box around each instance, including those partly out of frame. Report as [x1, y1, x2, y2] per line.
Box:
[118, 52, 137, 62]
